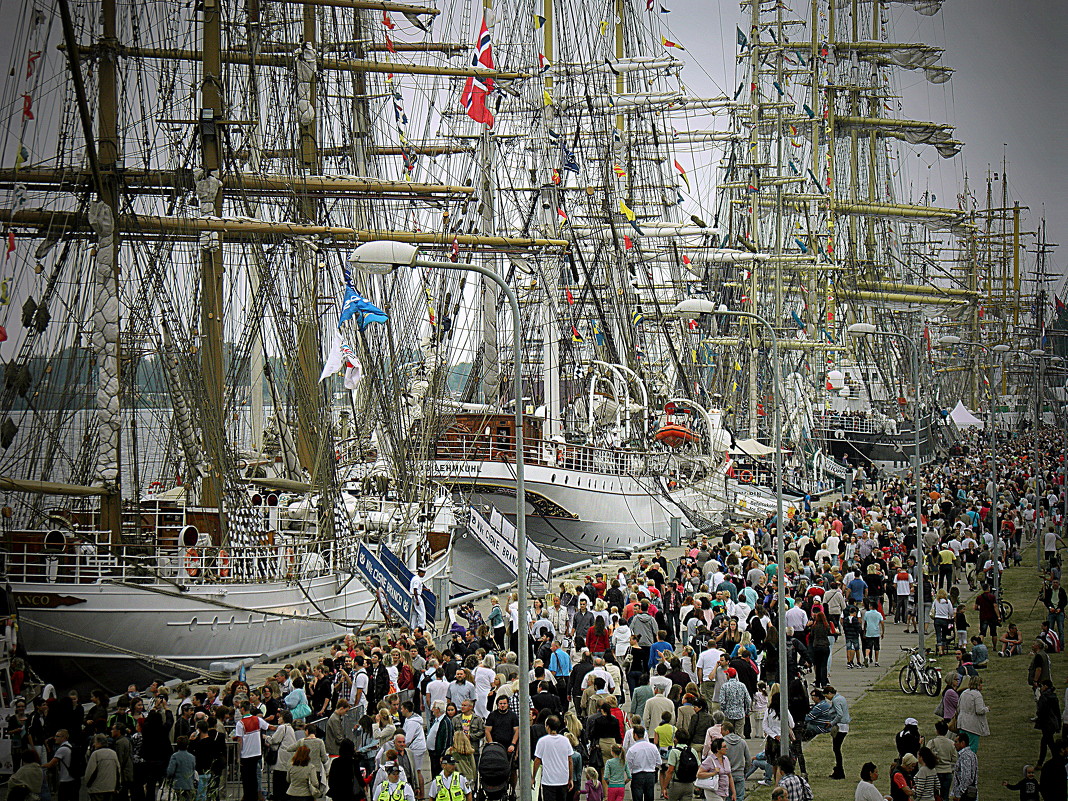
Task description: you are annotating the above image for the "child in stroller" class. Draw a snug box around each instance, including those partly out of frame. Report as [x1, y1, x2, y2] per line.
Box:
[477, 742, 514, 801]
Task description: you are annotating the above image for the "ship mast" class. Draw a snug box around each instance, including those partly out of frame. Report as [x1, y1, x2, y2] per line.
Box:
[97, 0, 122, 542]
[199, 0, 227, 533]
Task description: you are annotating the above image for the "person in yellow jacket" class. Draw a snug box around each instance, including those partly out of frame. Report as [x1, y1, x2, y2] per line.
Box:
[377, 764, 416, 801]
[432, 756, 472, 801]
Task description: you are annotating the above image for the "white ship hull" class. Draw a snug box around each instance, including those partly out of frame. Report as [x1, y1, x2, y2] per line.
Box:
[13, 574, 373, 692]
[7, 541, 448, 693]
[431, 459, 712, 561]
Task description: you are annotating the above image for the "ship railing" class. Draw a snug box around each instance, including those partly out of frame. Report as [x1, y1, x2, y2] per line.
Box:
[434, 434, 658, 477]
[0, 534, 356, 586]
[813, 414, 881, 434]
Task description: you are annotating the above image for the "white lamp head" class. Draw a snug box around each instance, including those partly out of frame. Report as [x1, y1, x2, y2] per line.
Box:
[348, 241, 420, 274]
[937, 335, 962, 346]
[671, 298, 719, 315]
[992, 344, 1011, 354]
[1029, 348, 1047, 357]
[847, 322, 877, 337]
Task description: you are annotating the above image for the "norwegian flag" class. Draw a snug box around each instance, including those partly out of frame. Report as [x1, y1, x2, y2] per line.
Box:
[460, 16, 495, 127]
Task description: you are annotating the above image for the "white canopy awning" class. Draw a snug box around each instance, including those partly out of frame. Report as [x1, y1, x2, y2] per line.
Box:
[949, 400, 983, 427]
[729, 438, 777, 456]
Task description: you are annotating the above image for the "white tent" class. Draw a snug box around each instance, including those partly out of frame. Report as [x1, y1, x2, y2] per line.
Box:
[949, 400, 983, 428]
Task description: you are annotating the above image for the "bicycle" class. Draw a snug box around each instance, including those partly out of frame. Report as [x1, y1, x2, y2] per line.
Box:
[898, 645, 943, 697]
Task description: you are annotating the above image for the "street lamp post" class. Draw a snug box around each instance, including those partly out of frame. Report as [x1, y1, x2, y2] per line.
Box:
[1029, 349, 1056, 569]
[672, 299, 787, 750]
[348, 241, 531, 800]
[937, 337, 1011, 595]
[848, 323, 925, 651]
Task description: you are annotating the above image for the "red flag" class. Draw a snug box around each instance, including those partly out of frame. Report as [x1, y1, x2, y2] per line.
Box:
[450, 237, 459, 262]
[22, 95, 33, 121]
[6, 231, 14, 257]
[0, 326, 7, 343]
[382, 10, 395, 29]
[565, 288, 575, 305]
[623, 235, 633, 250]
[460, 16, 495, 127]
[26, 51, 40, 79]
[682, 254, 691, 265]
[385, 35, 396, 54]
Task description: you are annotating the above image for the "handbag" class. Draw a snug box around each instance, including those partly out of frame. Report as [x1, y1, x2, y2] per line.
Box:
[693, 776, 718, 791]
[933, 697, 945, 718]
[292, 702, 312, 721]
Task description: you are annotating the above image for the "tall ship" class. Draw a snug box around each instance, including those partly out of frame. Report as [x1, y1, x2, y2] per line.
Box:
[0, 0, 462, 692]
[666, 0, 1036, 479]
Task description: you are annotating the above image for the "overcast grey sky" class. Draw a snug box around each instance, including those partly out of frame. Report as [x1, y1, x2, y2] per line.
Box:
[663, 0, 1067, 290]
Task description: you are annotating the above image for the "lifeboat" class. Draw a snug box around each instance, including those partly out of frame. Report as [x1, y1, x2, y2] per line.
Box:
[654, 423, 699, 448]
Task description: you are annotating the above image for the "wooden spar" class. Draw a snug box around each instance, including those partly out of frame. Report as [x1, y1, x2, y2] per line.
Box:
[853, 281, 976, 298]
[835, 289, 971, 307]
[0, 478, 110, 497]
[0, 169, 474, 197]
[1, 209, 570, 249]
[835, 116, 952, 131]
[828, 200, 968, 223]
[233, 144, 475, 159]
[290, 0, 439, 15]
[69, 44, 528, 80]
[363, 43, 466, 53]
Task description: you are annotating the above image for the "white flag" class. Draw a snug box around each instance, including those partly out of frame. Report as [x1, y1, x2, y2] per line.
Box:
[343, 360, 364, 390]
[319, 330, 344, 382]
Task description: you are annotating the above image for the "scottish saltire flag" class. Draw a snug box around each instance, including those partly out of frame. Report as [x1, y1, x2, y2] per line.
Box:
[339, 285, 389, 330]
[461, 15, 495, 126]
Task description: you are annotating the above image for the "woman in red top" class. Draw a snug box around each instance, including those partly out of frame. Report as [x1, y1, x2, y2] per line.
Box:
[586, 617, 611, 656]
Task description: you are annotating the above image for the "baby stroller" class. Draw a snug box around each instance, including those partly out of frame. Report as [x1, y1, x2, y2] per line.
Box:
[477, 742, 514, 801]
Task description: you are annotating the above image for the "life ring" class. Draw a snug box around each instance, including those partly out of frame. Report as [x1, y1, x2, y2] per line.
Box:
[739, 470, 754, 484]
[218, 548, 231, 578]
[148, 481, 164, 494]
[185, 548, 200, 578]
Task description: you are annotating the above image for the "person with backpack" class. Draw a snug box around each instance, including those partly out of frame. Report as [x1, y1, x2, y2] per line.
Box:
[660, 728, 699, 801]
[43, 729, 81, 801]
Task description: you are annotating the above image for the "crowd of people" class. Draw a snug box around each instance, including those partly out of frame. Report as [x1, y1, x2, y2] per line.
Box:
[3, 431, 1067, 801]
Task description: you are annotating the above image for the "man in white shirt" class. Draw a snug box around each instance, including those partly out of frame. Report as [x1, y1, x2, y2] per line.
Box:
[624, 726, 662, 801]
[826, 533, 841, 561]
[349, 656, 369, 712]
[696, 644, 723, 707]
[784, 602, 808, 632]
[425, 666, 449, 711]
[234, 704, 274, 801]
[409, 567, 427, 630]
[532, 716, 574, 801]
[588, 657, 616, 694]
